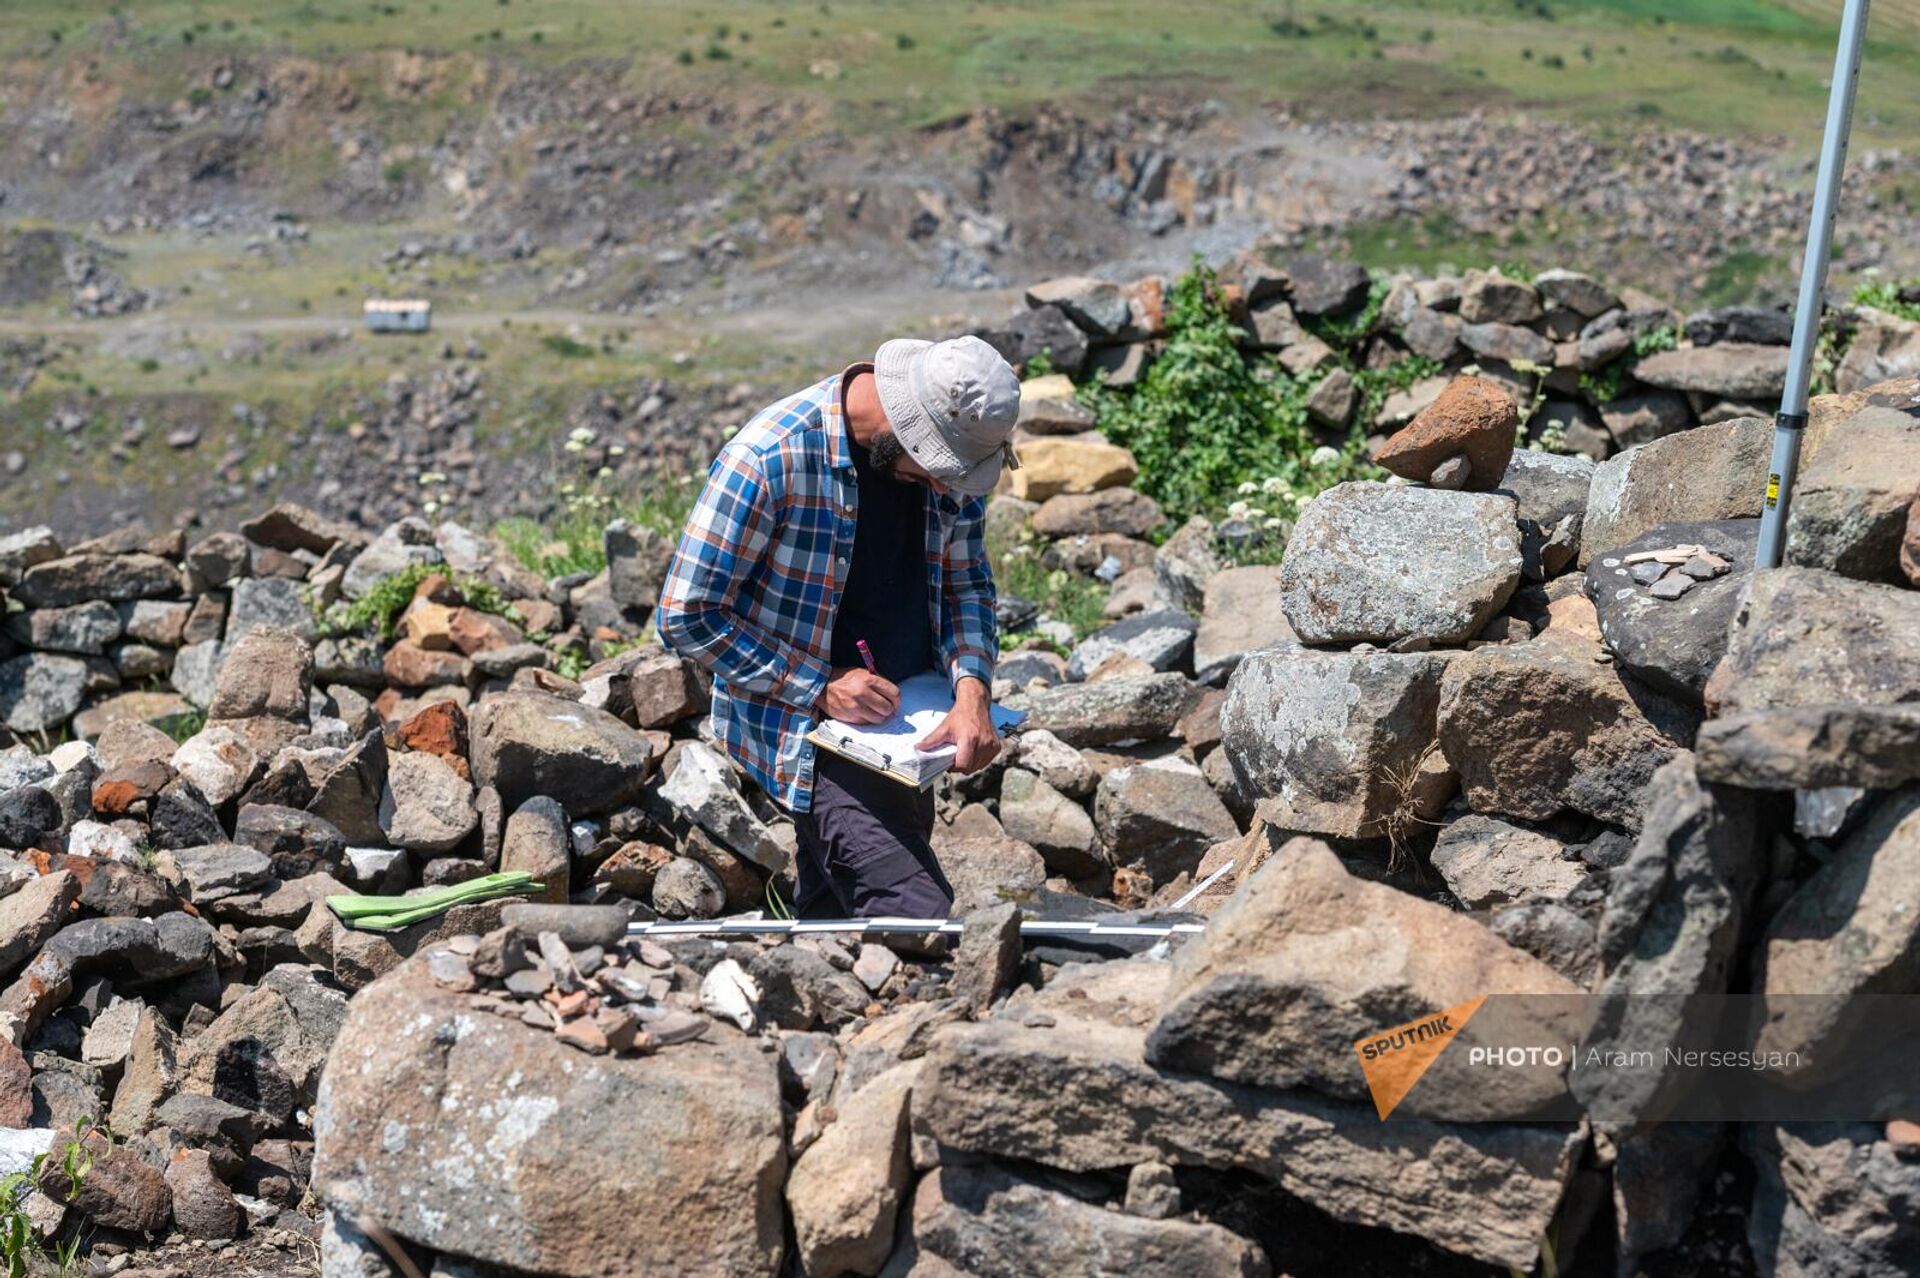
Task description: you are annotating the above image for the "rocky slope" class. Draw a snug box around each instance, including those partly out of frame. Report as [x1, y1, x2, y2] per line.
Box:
[2, 257, 1920, 1275]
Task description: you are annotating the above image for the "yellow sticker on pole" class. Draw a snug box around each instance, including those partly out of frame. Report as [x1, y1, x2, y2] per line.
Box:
[1765, 472, 1781, 508]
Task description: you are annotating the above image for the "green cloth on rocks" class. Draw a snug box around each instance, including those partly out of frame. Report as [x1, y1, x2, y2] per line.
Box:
[327, 872, 546, 932]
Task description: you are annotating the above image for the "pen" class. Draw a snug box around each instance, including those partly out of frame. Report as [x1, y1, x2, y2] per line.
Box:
[856, 638, 879, 675]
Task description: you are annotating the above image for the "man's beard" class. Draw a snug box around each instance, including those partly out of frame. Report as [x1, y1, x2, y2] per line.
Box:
[869, 430, 909, 478]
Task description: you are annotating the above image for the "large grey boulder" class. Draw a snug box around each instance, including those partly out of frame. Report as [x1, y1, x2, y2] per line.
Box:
[1011, 673, 1198, 747]
[306, 732, 388, 845]
[918, 959, 1583, 1271]
[1145, 837, 1581, 1117]
[1278, 483, 1521, 645]
[1092, 758, 1236, 886]
[786, 1063, 914, 1277]
[0, 870, 79, 982]
[209, 625, 313, 722]
[13, 553, 178, 608]
[1571, 759, 1765, 1120]
[169, 726, 262, 809]
[1745, 1123, 1920, 1278]
[1705, 567, 1920, 718]
[657, 741, 788, 875]
[180, 964, 346, 1121]
[1065, 609, 1195, 681]
[1221, 648, 1446, 840]
[892, 1160, 1270, 1278]
[1533, 268, 1618, 320]
[1784, 403, 1920, 582]
[1430, 814, 1590, 909]
[226, 576, 317, 644]
[0, 653, 89, 733]
[469, 692, 652, 816]
[0, 527, 62, 588]
[1024, 276, 1131, 336]
[1696, 703, 1920, 791]
[499, 795, 571, 903]
[314, 956, 787, 1278]
[1580, 415, 1771, 565]
[934, 832, 1048, 916]
[1459, 269, 1541, 325]
[1597, 390, 1693, 449]
[996, 767, 1102, 880]
[1192, 565, 1297, 685]
[1584, 519, 1756, 702]
[1835, 318, 1920, 393]
[341, 518, 442, 600]
[605, 519, 672, 611]
[1633, 343, 1789, 399]
[1497, 448, 1594, 544]
[1438, 632, 1695, 831]
[376, 751, 477, 854]
[4, 601, 122, 655]
[1750, 787, 1920, 1080]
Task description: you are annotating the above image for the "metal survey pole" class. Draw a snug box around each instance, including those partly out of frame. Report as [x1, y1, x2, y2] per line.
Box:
[1757, 0, 1872, 568]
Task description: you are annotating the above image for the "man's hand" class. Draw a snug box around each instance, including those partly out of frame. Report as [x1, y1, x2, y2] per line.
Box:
[916, 677, 1001, 774]
[820, 667, 900, 724]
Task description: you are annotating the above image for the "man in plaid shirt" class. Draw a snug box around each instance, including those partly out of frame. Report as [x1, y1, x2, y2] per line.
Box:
[658, 336, 1022, 919]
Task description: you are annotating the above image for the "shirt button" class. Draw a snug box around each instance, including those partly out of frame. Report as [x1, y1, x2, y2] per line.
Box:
[837, 556, 849, 570]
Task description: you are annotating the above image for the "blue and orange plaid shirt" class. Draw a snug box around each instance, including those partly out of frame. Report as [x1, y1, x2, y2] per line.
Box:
[656, 366, 998, 812]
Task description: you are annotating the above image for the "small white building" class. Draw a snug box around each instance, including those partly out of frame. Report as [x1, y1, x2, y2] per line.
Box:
[363, 298, 432, 333]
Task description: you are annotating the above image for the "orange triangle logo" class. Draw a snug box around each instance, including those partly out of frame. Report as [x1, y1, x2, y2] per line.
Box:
[1353, 996, 1486, 1120]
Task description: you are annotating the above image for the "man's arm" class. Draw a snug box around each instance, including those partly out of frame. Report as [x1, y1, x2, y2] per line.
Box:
[655, 445, 833, 712]
[917, 496, 1001, 772]
[936, 495, 999, 689]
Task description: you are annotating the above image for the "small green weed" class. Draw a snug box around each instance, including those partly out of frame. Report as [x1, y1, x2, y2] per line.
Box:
[495, 471, 699, 580]
[1854, 277, 1920, 323]
[316, 562, 519, 639]
[988, 530, 1109, 641]
[539, 333, 595, 359]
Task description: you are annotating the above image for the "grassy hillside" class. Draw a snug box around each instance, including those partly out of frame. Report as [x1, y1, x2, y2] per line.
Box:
[2, 1, 1917, 147]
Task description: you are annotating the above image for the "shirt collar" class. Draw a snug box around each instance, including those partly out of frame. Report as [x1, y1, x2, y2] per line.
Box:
[827, 362, 874, 473]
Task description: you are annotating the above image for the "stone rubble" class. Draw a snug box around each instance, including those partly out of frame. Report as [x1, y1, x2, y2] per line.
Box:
[1, 256, 1918, 1276]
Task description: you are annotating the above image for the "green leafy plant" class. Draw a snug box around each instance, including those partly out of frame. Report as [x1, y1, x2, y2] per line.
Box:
[1577, 324, 1676, 404]
[1081, 259, 1383, 527]
[2, 1169, 35, 1278]
[316, 563, 520, 639]
[1303, 272, 1389, 348]
[1854, 276, 1920, 323]
[3, 1118, 107, 1278]
[987, 529, 1109, 641]
[495, 470, 699, 580]
[539, 333, 595, 359]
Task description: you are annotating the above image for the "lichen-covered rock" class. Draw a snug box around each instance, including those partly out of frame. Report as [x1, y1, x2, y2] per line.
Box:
[469, 691, 652, 816]
[1221, 648, 1446, 840]
[314, 956, 787, 1278]
[1705, 567, 1920, 718]
[1438, 632, 1695, 831]
[1278, 483, 1521, 645]
[1784, 403, 1920, 582]
[1146, 837, 1581, 1117]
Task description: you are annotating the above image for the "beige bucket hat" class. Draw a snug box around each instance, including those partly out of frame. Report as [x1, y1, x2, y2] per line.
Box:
[873, 335, 1022, 498]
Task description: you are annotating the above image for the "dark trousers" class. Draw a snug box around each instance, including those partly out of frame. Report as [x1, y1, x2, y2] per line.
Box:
[791, 753, 954, 919]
